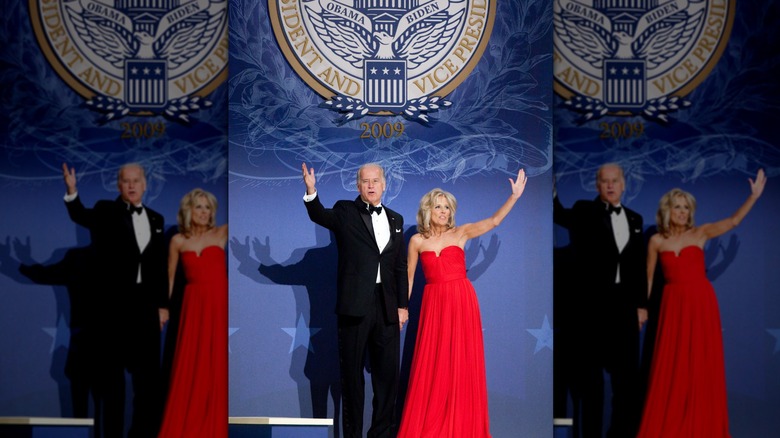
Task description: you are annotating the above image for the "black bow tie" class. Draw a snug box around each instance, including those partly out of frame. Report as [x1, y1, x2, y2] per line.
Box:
[128, 205, 144, 215]
[368, 204, 382, 215]
[607, 204, 622, 215]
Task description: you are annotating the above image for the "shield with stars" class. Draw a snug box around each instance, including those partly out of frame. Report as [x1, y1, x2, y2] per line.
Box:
[603, 59, 646, 110]
[364, 59, 407, 111]
[125, 59, 168, 111]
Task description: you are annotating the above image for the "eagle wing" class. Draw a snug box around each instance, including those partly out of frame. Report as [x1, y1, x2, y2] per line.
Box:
[308, 12, 374, 68]
[66, 5, 135, 68]
[554, 11, 614, 69]
[157, 9, 226, 69]
[396, 9, 464, 69]
[637, 9, 704, 69]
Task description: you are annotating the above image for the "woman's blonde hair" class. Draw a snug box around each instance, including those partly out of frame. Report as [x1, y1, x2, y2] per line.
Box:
[177, 188, 218, 236]
[417, 188, 457, 237]
[656, 188, 696, 237]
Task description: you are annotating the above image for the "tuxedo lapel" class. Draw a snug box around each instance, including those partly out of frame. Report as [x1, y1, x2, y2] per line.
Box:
[354, 197, 377, 246]
[382, 210, 400, 254]
[147, 211, 164, 240]
[114, 198, 140, 255]
[598, 205, 620, 252]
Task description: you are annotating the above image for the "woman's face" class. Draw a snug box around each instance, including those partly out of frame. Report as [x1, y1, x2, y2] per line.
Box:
[431, 195, 451, 228]
[191, 196, 212, 228]
[670, 195, 690, 227]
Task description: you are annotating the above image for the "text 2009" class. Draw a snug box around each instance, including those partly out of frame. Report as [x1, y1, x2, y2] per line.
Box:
[360, 122, 405, 138]
[120, 122, 166, 139]
[599, 121, 644, 139]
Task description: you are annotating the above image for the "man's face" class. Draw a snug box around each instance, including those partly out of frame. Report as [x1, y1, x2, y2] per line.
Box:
[357, 165, 385, 206]
[118, 166, 146, 206]
[597, 165, 624, 206]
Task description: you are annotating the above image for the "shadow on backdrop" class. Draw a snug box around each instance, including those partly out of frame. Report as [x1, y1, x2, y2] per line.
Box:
[231, 226, 340, 438]
[0, 228, 97, 421]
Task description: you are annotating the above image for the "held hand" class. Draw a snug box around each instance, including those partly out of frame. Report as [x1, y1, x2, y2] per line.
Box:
[302, 163, 316, 195]
[62, 163, 77, 195]
[509, 168, 528, 199]
[159, 308, 170, 331]
[749, 168, 767, 199]
[638, 308, 648, 331]
[398, 308, 409, 331]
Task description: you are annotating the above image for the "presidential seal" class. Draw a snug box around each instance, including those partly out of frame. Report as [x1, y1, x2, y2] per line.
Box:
[553, 0, 734, 122]
[269, 0, 495, 124]
[30, 0, 228, 123]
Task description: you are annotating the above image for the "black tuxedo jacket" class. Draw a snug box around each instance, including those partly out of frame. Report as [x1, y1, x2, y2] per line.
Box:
[65, 195, 169, 313]
[305, 195, 408, 322]
[554, 195, 647, 311]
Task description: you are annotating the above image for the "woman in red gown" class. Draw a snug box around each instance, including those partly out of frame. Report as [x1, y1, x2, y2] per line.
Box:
[159, 188, 228, 438]
[637, 169, 766, 438]
[397, 168, 528, 438]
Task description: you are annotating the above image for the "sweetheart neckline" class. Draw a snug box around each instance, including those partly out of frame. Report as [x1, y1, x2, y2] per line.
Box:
[420, 245, 464, 258]
[660, 245, 703, 258]
[182, 245, 225, 258]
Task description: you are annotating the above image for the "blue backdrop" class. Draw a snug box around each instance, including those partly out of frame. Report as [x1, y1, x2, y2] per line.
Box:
[227, 0, 554, 436]
[2, 0, 778, 437]
[0, 0, 228, 426]
[553, 1, 780, 436]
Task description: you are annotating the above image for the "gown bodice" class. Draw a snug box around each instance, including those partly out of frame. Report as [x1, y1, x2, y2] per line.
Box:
[659, 245, 707, 284]
[419, 245, 467, 284]
[181, 246, 227, 284]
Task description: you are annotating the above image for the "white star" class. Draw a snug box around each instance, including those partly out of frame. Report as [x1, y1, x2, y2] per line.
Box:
[229, 327, 239, 353]
[143, 67, 150, 75]
[42, 314, 70, 353]
[394, 67, 401, 75]
[370, 67, 377, 74]
[526, 315, 553, 353]
[382, 67, 389, 75]
[282, 314, 321, 353]
[768, 329, 780, 354]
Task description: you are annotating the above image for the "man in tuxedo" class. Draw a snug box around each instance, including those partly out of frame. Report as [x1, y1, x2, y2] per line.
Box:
[302, 162, 408, 438]
[553, 163, 648, 438]
[62, 163, 169, 438]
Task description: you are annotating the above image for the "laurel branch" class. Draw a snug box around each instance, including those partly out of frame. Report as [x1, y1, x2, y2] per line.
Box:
[320, 96, 371, 125]
[84, 96, 130, 124]
[563, 94, 692, 124]
[561, 95, 608, 123]
[642, 96, 692, 123]
[162, 96, 213, 124]
[84, 95, 212, 124]
[402, 96, 452, 124]
[321, 94, 453, 125]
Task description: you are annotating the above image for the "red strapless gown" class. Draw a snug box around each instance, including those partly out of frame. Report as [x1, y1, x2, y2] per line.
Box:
[398, 246, 491, 438]
[159, 246, 228, 438]
[637, 246, 730, 438]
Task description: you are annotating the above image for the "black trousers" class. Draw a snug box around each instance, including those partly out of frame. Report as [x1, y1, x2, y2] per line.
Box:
[337, 284, 400, 438]
[575, 283, 642, 438]
[95, 285, 163, 438]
